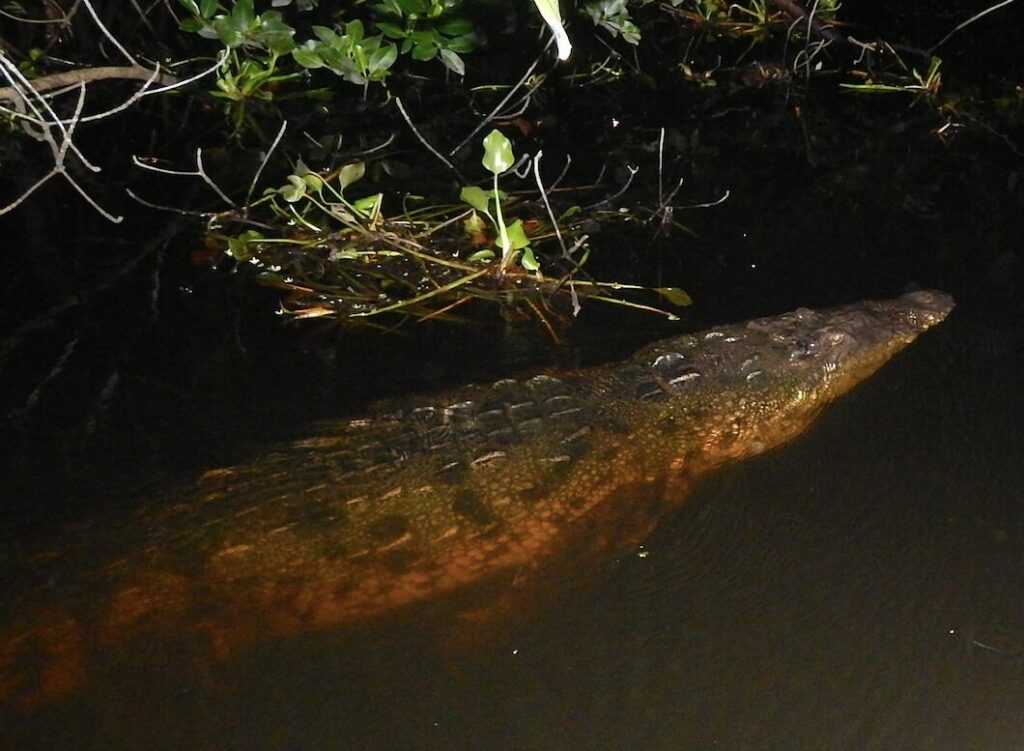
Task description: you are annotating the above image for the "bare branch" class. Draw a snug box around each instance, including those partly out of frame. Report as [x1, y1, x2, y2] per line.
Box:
[0, 77, 122, 222]
[0, 65, 176, 102]
[81, 0, 139, 65]
[131, 148, 237, 208]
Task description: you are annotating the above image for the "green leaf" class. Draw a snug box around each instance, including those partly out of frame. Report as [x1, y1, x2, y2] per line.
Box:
[280, 174, 308, 202]
[328, 246, 362, 261]
[312, 25, 339, 44]
[520, 246, 540, 271]
[200, 0, 219, 17]
[481, 129, 514, 175]
[468, 248, 496, 262]
[292, 45, 324, 68]
[505, 220, 530, 250]
[338, 162, 366, 191]
[444, 34, 475, 53]
[259, 14, 295, 36]
[654, 287, 693, 306]
[231, 0, 255, 27]
[318, 45, 347, 70]
[226, 229, 263, 261]
[459, 185, 490, 213]
[258, 15, 299, 54]
[353, 193, 382, 212]
[213, 16, 246, 47]
[438, 18, 473, 35]
[438, 48, 464, 76]
[177, 0, 200, 15]
[265, 35, 297, 54]
[368, 43, 398, 73]
[411, 40, 438, 61]
[376, 22, 406, 39]
[394, 0, 424, 16]
[179, 17, 205, 32]
[345, 19, 365, 43]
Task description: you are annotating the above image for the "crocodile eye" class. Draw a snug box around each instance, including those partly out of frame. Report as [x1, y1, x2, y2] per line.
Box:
[652, 351, 688, 378]
[789, 338, 813, 359]
[829, 332, 847, 345]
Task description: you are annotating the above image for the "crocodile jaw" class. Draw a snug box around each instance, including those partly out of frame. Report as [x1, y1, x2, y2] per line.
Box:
[633, 290, 955, 469]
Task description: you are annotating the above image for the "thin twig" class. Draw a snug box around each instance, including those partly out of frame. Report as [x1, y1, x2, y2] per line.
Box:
[81, 0, 138, 65]
[247, 119, 288, 205]
[11, 335, 81, 418]
[544, 153, 572, 193]
[449, 53, 545, 157]
[533, 150, 568, 257]
[394, 96, 462, 177]
[680, 189, 731, 209]
[657, 127, 665, 206]
[125, 188, 213, 215]
[929, 0, 1016, 53]
[583, 165, 639, 210]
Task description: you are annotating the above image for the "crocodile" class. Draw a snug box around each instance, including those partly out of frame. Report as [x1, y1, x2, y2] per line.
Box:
[0, 291, 953, 709]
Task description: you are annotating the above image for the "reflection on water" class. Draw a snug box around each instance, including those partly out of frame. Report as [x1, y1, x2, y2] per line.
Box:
[2, 306, 1023, 751]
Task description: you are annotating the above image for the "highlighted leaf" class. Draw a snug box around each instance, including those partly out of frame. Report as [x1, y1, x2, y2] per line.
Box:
[439, 48, 465, 76]
[460, 185, 491, 213]
[654, 287, 693, 307]
[520, 246, 540, 271]
[482, 129, 514, 175]
[505, 219, 531, 250]
[530, 0, 572, 60]
[280, 174, 307, 202]
[338, 162, 365, 191]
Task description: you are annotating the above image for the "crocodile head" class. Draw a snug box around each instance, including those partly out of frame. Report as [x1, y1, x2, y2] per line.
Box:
[629, 290, 955, 468]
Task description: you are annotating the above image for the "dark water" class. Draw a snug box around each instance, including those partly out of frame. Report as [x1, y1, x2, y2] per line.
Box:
[3, 284, 1023, 750]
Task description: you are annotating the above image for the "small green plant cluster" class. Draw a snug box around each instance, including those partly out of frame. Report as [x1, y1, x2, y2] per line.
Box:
[576, 0, 841, 48]
[176, 0, 476, 86]
[840, 55, 943, 98]
[459, 129, 539, 272]
[212, 129, 688, 333]
[174, 0, 477, 127]
[291, 21, 398, 85]
[680, 0, 838, 24]
[374, 0, 476, 76]
[583, 0, 642, 46]
[177, 0, 296, 52]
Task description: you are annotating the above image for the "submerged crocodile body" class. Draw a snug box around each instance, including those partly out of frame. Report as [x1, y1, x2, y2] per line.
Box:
[0, 291, 953, 708]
